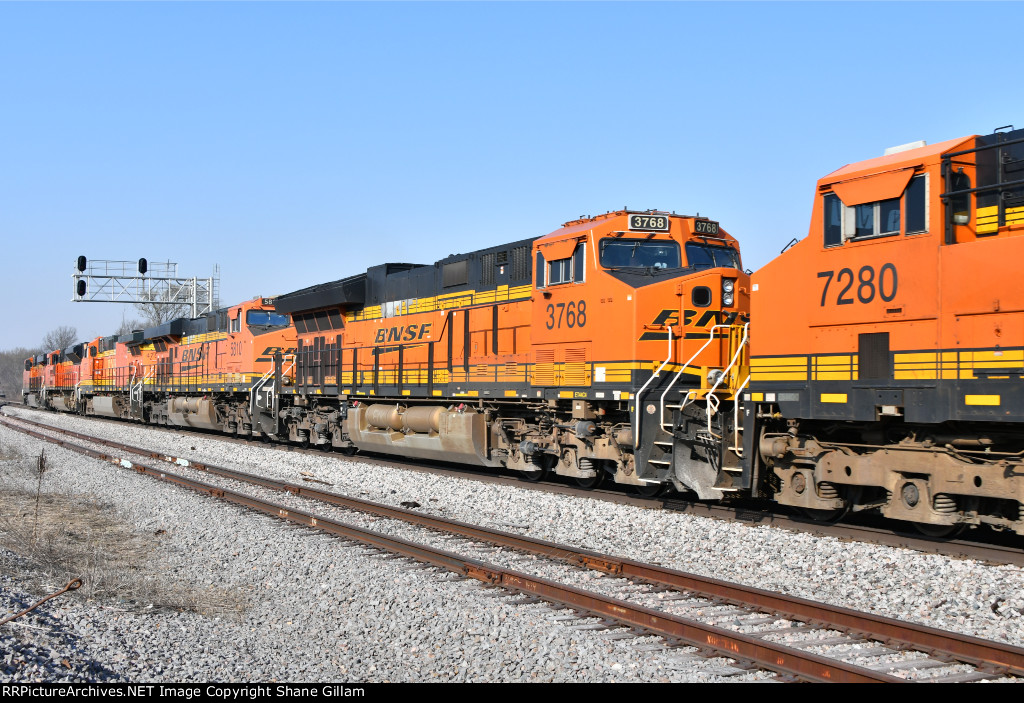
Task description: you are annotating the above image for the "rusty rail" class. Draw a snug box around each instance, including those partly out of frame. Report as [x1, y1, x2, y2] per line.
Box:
[0, 415, 907, 682]
[6, 414, 1022, 678]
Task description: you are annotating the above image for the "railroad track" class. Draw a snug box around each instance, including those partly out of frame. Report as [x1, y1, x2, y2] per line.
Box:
[7, 404, 1024, 567]
[2, 413, 1021, 683]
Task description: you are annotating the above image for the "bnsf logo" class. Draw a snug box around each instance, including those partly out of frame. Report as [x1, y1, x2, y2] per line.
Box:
[639, 309, 749, 341]
[257, 346, 297, 363]
[373, 323, 432, 344]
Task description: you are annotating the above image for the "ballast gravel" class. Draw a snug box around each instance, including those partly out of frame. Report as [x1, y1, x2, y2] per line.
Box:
[2, 405, 1023, 682]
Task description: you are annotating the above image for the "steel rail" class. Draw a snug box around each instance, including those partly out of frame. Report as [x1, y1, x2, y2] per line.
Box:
[7, 413, 1024, 676]
[0, 415, 902, 683]
[14, 407, 1024, 569]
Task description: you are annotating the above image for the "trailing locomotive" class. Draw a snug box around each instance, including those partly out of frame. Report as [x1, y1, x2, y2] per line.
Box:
[744, 126, 1024, 535]
[25, 210, 750, 498]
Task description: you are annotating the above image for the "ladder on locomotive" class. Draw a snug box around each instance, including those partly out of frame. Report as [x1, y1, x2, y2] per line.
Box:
[643, 323, 750, 489]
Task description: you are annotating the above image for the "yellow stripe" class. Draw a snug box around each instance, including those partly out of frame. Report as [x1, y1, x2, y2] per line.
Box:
[820, 393, 847, 404]
[751, 372, 808, 381]
[977, 205, 1024, 234]
[965, 394, 1000, 406]
[894, 352, 938, 363]
[815, 372, 854, 380]
[751, 356, 807, 367]
[345, 285, 534, 322]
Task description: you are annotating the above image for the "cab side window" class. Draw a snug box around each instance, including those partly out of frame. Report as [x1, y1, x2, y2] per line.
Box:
[824, 194, 843, 247]
[542, 243, 585, 286]
[905, 176, 928, 233]
[823, 174, 928, 247]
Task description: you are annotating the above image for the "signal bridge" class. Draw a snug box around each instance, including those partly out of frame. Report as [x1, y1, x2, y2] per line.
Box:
[72, 257, 220, 319]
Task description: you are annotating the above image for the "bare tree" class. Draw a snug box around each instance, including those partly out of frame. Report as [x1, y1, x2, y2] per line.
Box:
[115, 311, 143, 337]
[133, 289, 192, 328]
[41, 326, 78, 352]
[0, 346, 40, 398]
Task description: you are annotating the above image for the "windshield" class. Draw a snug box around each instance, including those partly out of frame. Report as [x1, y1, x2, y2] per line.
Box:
[246, 310, 291, 327]
[685, 242, 741, 270]
[600, 239, 681, 270]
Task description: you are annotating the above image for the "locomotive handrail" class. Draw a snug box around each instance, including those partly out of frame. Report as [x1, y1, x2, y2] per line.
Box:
[633, 326, 674, 450]
[657, 323, 730, 434]
[703, 322, 749, 439]
[943, 133, 1024, 159]
[731, 372, 751, 457]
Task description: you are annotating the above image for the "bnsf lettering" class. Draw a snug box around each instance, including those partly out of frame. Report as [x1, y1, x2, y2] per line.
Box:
[180, 347, 204, 364]
[373, 323, 432, 344]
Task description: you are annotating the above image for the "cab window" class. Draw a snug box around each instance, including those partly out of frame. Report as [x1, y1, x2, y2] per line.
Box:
[544, 243, 585, 285]
[246, 310, 291, 327]
[685, 242, 740, 270]
[823, 174, 928, 247]
[600, 239, 680, 270]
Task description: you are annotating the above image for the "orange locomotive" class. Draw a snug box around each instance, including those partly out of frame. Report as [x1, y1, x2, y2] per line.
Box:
[94, 297, 295, 428]
[272, 210, 750, 494]
[25, 298, 295, 431]
[23, 345, 84, 411]
[744, 126, 1024, 535]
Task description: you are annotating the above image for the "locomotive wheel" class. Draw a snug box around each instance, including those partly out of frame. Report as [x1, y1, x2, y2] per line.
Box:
[520, 454, 555, 483]
[632, 483, 665, 498]
[518, 466, 549, 483]
[798, 506, 849, 524]
[797, 486, 858, 524]
[574, 472, 605, 490]
[912, 522, 966, 538]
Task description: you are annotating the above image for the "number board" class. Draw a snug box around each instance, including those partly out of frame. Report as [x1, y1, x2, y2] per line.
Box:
[628, 214, 670, 231]
[694, 220, 720, 236]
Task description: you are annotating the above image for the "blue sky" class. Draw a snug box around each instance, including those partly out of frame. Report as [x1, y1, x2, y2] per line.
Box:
[1, 1, 1020, 349]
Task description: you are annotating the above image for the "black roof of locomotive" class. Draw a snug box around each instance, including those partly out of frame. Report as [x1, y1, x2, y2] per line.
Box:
[273, 264, 424, 315]
[274, 236, 537, 316]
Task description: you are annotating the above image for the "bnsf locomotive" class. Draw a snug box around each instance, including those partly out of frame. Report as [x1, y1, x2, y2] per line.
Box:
[22, 125, 1024, 537]
[25, 210, 750, 499]
[746, 126, 1024, 536]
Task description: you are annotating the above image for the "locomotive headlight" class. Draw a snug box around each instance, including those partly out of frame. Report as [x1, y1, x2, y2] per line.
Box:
[722, 279, 735, 307]
[722, 279, 734, 293]
[723, 292, 734, 306]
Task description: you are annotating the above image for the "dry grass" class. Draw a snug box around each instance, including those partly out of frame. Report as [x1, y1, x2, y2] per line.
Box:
[0, 450, 247, 619]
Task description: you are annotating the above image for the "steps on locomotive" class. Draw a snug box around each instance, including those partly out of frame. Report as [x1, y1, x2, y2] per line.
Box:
[645, 425, 739, 496]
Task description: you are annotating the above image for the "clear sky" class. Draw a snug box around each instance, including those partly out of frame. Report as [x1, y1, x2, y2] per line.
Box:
[1, 1, 1020, 350]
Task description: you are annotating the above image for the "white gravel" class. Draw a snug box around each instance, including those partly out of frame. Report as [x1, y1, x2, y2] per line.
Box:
[3, 405, 1024, 682]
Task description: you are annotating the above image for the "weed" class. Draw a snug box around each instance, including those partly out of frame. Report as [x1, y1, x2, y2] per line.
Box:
[0, 488, 247, 619]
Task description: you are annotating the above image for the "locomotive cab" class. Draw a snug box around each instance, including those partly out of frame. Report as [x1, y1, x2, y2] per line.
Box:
[748, 126, 1024, 534]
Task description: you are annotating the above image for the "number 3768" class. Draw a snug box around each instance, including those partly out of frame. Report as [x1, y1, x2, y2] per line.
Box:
[817, 264, 897, 306]
[546, 300, 587, 329]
